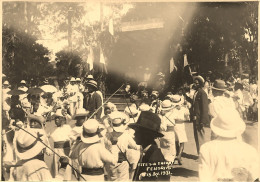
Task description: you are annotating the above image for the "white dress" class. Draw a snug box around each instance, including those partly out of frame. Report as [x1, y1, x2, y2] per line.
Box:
[172, 107, 188, 143]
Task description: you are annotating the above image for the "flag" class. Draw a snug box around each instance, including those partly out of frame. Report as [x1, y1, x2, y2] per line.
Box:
[225, 53, 228, 66]
[169, 57, 177, 73]
[184, 54, 189, 67]
[87, 46, 94, 71]
[109, 19, 114, 36]
[100, 47, 108, 74]
[100, 47, 105, 64]
[183, 54, 193, 84]
[184, 54, 191, 75]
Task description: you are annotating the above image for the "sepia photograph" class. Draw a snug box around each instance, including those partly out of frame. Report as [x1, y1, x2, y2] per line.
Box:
[1, 1, 259, 181]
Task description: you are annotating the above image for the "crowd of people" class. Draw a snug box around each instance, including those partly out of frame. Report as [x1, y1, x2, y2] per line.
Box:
[1, 71, 259, 181]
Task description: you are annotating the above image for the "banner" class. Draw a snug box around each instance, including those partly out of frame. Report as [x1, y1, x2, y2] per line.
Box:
[109, 19, 114, 36]
[184, 54, 189, 67]
[100, 47, 107, 74]
[169, 57, 177, 73]
[87, 46, 94, 71]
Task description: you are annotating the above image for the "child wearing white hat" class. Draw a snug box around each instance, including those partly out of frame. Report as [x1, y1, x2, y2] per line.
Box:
[171, 95, 189, 165]
[159, 99, 176, 163]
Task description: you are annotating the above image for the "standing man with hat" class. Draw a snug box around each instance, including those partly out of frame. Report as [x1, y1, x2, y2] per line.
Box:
[10, 128, 53, 181]
[84, 80, 103, 119]
[185, 75, 210, 156]
[7, 128, 69, 181]
[209, 79, 236, 140]
[70, 119, 117, 181]
[67, 77, 79, 116]
[209, 79, 236, 118]
[2, 80, 11, 127]
[18, 80, 28, 92]
[199, 108, 259, 181]
[50, 109, 72, 180]
[75, 78, 84, 109]
[129, 111, 170, 181]
[27, 114, 52, 158]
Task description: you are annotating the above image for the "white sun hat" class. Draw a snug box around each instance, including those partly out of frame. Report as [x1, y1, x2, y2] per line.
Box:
[14, 129, 45, 160]
[161, 100, 173, 111]
[81, 119, 101, 144]
[210, 108, 246, 138]
[109, 111, 129, 132]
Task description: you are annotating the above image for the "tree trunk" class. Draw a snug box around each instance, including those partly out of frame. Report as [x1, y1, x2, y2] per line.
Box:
[68, 8, 73, 51]
[239, 59, 243, 77]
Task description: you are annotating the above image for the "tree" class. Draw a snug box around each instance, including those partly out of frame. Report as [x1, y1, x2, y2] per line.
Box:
[2, 27, 53, 86]
[184, 2, 258, 79]
[55, 50, 83, 85]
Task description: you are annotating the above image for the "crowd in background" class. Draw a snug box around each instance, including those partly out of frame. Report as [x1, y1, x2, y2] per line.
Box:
[1, 71, 259, 181]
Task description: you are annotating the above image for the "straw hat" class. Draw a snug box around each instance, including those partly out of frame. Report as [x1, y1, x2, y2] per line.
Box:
[210, 108, 246, 138]
[3, 81, 9, 85]
[14, 129, 45, 160]
[76, 78, 81, 82]
[105, 102, 117, 112]
[81, 119, 101, 144]
[161, 100, 173, 111]
[194, 75, 205, 85]
[52, 109, 66, 118]
[28, 114, 45, 125]
[211, 79, 227, 91]
[73, 108, 89, 119]
[86, 80, 97, 89]
[128, 111, 163, 137]
[151, 91, 159, 97]
[87, 75, 94, 79]
[109, 111, 129, 132]
[139, 104, 150, 111]
[124, 106, 139, 117]
[20, 80, 26, 84]
[171, 95, 184, 106]
[70, 77, 76, 82]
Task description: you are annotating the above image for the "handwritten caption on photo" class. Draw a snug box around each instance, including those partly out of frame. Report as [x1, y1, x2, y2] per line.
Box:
[137, 161, 174, 177]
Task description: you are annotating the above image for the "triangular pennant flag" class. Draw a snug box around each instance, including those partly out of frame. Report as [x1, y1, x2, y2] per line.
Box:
[100, 48, 105, 64]
[109, 19, 114, 36]
[87, 46, 94, 71]
[170, 57, 177, 73]
[184, 54, 189, 67]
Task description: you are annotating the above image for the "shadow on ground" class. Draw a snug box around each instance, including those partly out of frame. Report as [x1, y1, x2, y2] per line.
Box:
[182, 152, 198, 160]
[171, 167, 198, 178]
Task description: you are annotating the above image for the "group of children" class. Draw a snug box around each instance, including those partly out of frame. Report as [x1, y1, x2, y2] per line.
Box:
[2, 89, 191, 181]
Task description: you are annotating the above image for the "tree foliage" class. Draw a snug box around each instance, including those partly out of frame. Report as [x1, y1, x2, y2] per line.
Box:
[184, 2, 258, 78]
[2, 27, 52, 86]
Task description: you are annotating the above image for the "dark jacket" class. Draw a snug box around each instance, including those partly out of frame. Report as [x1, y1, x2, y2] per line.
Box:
[84, 91, 102, 119]
[192, 88, 209, 126]
[133, 144, 170, 181]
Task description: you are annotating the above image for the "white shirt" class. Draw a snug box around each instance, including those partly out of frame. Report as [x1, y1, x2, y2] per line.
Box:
[50, 124, 72, 142]
[70, 142, 116, 168]
[199, 138, 259, 181]
[160, 111, 175, 131]
[209, 96, 236, 118]
[104, 131, 139, 154]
